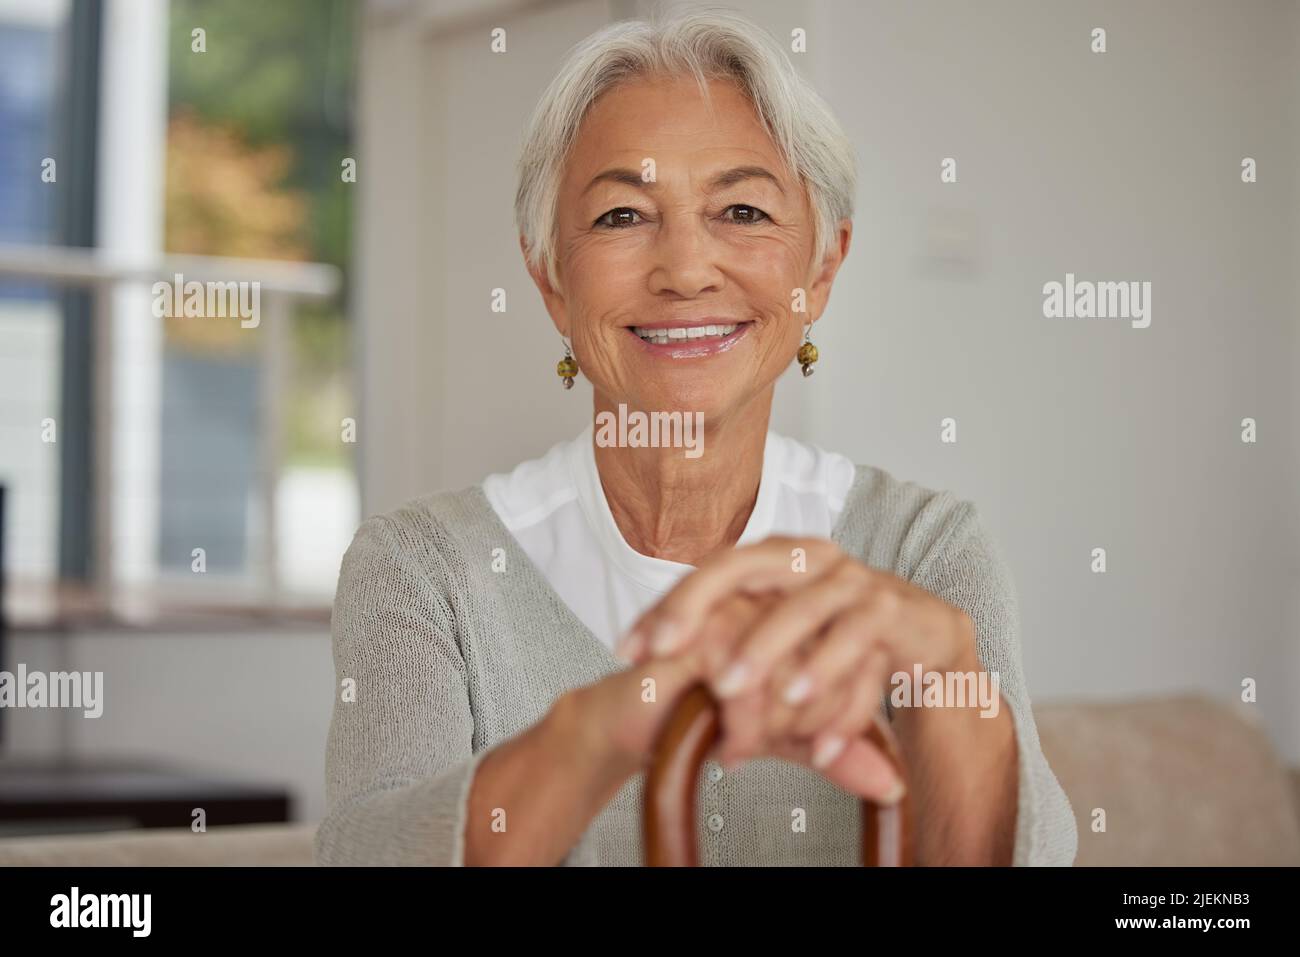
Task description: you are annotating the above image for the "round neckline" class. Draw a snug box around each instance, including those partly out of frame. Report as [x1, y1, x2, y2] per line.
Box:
[567, 421, 781, 595]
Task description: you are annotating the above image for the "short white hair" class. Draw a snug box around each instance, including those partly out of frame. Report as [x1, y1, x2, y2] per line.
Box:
[514, 8, 857, 289]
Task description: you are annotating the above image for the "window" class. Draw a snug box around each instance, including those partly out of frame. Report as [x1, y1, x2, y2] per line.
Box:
[0, 0, 72, 585]
[0, 0, 359, 625]
[160, 0, 359, 600]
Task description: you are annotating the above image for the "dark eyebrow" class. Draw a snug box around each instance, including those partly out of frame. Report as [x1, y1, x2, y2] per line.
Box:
[581, 164, 785, 196]
[707, 165, 785, 194]
[581, 168, 648, 195]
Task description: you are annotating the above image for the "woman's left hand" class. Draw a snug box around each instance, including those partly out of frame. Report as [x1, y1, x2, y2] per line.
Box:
[617, 536, 980, 776]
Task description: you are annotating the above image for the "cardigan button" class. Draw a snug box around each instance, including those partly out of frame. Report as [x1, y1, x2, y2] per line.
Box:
[707, 764, 724, 784]
[706, 813, 724, 833]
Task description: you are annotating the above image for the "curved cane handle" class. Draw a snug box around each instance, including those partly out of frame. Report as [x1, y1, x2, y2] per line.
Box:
[643, 682, 913, 866]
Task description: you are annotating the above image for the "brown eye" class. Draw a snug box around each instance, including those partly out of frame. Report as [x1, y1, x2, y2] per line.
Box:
[726, 204, 769, 224]
[597, 208, 642, 228]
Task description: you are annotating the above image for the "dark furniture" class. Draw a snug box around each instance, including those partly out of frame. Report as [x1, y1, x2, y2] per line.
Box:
[0, 757, 290, 837]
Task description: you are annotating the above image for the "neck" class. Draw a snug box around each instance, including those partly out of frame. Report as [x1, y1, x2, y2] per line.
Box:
[591, 391, 773, 566]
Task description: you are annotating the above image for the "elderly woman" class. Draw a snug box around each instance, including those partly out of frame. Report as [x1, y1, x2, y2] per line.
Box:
[316, 10, 1077, 867]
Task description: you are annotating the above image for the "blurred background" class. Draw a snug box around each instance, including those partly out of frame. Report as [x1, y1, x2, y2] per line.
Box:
[0, 0, 1296, 865]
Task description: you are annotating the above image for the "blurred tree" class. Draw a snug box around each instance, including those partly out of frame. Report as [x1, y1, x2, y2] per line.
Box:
[163, 0, 355, 466]
[167, 0, 355, 268]
[165, 109, 309, 260]
[163, 109, 308, 354]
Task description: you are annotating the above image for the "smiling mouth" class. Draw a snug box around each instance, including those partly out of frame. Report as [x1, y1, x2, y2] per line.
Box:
[626, 319, 759, 353]
[629, 322, 747, 345]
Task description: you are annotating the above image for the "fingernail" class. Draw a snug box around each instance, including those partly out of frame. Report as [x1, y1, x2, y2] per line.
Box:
[880, 777, 907, 806]
[714, 661, 749, 698]
[783, 674, 813, 705]
[812, 735, 846, 768]
[649, 620, 681, 655]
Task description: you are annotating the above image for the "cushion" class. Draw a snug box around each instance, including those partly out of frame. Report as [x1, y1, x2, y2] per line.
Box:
[1036, 694, 1300, 865]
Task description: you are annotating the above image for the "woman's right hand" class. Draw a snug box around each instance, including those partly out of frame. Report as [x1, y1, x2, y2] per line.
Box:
[568, 590, 896, 798]
[468, 592, 889, 864]
[564, 626, 723, 781]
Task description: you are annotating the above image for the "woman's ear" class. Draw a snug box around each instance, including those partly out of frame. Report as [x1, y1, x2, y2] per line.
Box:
[520, 235, 570, 337]
[805, 219, 853, 322]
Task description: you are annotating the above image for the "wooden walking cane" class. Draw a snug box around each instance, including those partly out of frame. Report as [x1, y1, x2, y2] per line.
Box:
[644, 682, 913, 866]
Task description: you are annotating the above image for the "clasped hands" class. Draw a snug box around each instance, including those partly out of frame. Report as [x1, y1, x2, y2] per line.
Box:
[616, 536, 979, 805]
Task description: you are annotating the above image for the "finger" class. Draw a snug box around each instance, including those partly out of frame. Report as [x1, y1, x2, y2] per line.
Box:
[766, 737, 813, 764]
[622, 537, 844, 658]
[763, 730, 903, 807]
[670, 595, 781, 766]
[710, 560, 869, 699]
[615, 628, 647, 664]
[759, 640, 823, 740]
[782, 675, 857, 745]
[777, 595, 897, 707]
[623, 589, 778, 667]
[648, 592, 750, 672]
[602, 645, 714, 761]
[789, 671, 868, 742]
[815, 734, 906, 805]
[794, 647, 889, 740]
[629, 595, 781, 765]
[715, 687, 768, 768]
[692, 592, 782, 675]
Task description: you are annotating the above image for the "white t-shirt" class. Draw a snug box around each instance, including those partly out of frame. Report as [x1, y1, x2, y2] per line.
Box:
[482, 424, 857, 651]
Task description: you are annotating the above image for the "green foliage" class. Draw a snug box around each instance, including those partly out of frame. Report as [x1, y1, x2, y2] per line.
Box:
[166, 0, 357, 468]
[167, 0, 356, 268]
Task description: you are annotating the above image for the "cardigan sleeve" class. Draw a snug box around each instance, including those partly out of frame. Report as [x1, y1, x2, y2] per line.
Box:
[909, 500, 1079, 867]
[314, 513, 487, 866]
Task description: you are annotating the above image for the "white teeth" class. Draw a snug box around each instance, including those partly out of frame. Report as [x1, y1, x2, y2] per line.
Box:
[633, 323, 739, 343]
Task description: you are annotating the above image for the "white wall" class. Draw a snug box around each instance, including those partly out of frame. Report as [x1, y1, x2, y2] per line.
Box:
[357, 0, 1300, 763]
[7, 629, 334, 822]
[803, 0, 1300, 759]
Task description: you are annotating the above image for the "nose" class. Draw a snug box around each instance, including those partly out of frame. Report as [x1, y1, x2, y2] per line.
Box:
[647, 212, 725, 299]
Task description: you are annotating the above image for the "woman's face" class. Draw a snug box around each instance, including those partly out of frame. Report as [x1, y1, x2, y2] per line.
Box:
[530, 73, 850, 425]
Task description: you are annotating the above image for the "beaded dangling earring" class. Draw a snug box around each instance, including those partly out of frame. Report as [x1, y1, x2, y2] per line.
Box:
[556, 336, 578, 390]
[798, 323, 819, 377]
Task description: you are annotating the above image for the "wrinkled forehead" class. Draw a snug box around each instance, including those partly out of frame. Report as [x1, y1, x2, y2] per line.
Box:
[561, 74, 798, 194]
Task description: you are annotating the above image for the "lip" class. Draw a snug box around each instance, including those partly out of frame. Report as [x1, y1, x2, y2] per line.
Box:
[625, 320, 752, 359]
